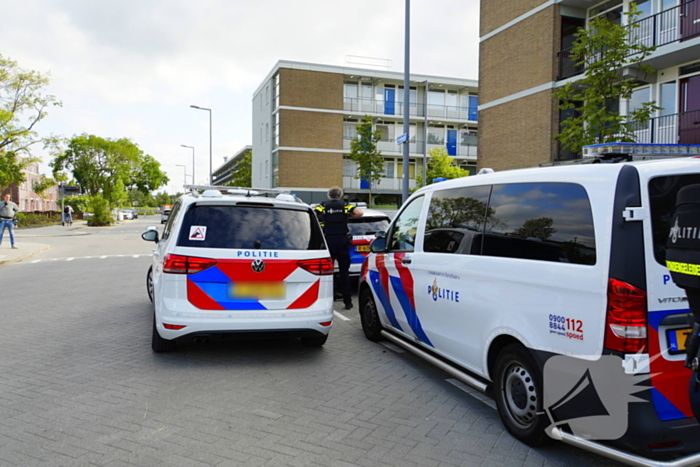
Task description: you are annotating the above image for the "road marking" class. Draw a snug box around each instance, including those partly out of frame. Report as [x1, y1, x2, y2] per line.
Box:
[66, 258, 75, 261]
[333, 311, 350, 321]
[24, 254, 152, 264]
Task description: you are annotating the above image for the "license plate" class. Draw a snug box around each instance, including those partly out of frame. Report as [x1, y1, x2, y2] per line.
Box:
[666, 328, 692, 355]
[231, 282, 285, 300]
[356, 244, 371, 252]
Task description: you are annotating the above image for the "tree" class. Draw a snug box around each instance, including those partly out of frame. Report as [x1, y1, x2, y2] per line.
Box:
[228, 152, 252, 187]
[0, 55, 61, 190]
[348, 115, 384, 207]
[513, 217, 556, 240]
[554, 5, 660, 154]
[416, 147, 470, 187]
[51, 134, 168, 205]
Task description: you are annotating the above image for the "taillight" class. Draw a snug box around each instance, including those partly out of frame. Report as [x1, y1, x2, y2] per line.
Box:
[298, 258, 334, 275]
[163, 254, 217, 274]
[604, 278, 647, 353]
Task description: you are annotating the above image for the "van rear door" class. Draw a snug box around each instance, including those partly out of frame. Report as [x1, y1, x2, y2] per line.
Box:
[643, 160, 700, 421]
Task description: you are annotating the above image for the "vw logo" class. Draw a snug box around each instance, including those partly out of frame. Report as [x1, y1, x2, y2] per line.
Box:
[251, 259, 265, 273]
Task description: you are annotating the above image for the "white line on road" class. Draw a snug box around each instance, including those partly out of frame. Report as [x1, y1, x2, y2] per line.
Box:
[23, 254, 152, 264]
[333, 311, 350, 321]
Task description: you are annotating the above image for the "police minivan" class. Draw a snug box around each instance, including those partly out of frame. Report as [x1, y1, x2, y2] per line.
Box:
[358, 150, 700, 462]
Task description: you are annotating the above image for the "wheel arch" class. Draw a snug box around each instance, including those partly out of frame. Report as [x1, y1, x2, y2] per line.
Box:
[487, 334, 525, 382]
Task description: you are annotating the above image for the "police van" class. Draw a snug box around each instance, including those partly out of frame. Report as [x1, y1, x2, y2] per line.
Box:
[358, 145, 700, 464]
[142, 186, 334, 352]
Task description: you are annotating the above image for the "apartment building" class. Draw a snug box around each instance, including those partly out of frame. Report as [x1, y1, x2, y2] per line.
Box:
[252, 61, 478, 205]
[478, 0, 700, 170]
[1, 161, 58, 212]
[212, 146, 252, 186]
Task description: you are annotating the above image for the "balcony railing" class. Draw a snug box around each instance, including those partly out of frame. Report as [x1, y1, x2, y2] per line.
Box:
[342, 136, 478, 158]
[343, 98, 478, 121]
[342, 176, 417, 191]
[557, 1, 700, 80]
[630, 109, 700, 145]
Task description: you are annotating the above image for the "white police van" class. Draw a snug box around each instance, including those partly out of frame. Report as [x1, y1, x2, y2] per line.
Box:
[142, 186, 334, 352]
[358, 145, 700, 464]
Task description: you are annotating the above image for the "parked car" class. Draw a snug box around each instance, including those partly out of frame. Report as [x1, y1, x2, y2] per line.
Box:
[120, 209, 134, 220]
[129, 209, 138, 219]
[346, 208, 391, 276]
[160, 209, 171, 224]
[141, 189, 334, 352]
[358, 155, 700, 460]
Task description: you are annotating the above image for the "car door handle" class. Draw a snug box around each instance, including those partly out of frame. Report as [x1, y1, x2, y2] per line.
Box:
[402, 258, 412, 264]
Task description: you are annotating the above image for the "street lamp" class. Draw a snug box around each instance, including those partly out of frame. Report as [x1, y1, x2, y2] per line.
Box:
[175, 164, 188, 188]
[180, 144, 195, 184]
[402, 0, 411, 202]
[190, 105, 212, 185]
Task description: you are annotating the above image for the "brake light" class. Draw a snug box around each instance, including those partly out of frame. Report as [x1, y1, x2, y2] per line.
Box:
[163, 254, 217, 274]
[297, 258, 334, 275]
[163, 323, 186, 330]
[604, 278, 647, 353]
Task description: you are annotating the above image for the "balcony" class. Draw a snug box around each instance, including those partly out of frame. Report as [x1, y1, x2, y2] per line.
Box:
[343, 176, 417, 192]
[631, 109, 700, 145]
[557, 1, 700, 80]
[342, 137, 478, 159]
[343, 98, 478, 121]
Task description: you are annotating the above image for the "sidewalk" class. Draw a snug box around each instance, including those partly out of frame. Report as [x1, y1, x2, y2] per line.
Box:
[0, 221, 90, 267]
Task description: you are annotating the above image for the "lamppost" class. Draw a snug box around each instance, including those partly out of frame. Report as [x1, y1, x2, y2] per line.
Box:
[181, 145, 195, 185]
[402, 0, 411, 203]
[190, 105, 212, 185]
[175, 164, 188, 188]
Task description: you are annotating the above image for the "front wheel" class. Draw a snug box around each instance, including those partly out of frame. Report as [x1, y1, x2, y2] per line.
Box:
[493, 344, 549, 446]
[152, 315, 176, 353]
[360, 287, 383, 342]
[146, 266, 154, 303]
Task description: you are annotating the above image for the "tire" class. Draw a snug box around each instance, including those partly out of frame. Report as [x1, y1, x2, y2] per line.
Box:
[152, 315, 176, 353]
[301, 334, 328, 347]
[146, 266, 154, 304]
[493, 344, 549, 446]
[360, 287, 383, 342]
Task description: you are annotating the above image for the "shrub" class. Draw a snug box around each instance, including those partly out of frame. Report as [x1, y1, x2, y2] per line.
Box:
[86, 196, 112, 226]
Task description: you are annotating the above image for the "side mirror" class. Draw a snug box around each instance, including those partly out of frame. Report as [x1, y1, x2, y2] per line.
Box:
[370, 236, 387, 253]
[142, 229, 159, 243]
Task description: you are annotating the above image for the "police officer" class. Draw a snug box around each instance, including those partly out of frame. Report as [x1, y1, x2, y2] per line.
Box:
[315, 187, 363, 310]
[666, 183, 700, 423]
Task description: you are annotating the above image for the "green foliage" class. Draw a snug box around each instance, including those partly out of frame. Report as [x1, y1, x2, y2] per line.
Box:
[14, 211, 61, 227]
[86, 195, 112, 226]
[348, 115, 384, 207]
[33, 175, 56, 197]
[0, 54, 62, 160]
[0, 151, 37, 191]
[51, 134, 168, 205]
[416, 147, 470, 188]
[513, 217, 556, 240]
[62, 196, 89, 213]
[554, 5, 660, 154]
[228, 152, 252, 187]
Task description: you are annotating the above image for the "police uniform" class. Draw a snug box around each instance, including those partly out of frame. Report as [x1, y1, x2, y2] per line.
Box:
[315, 199, 357, 308]
[666, 183, 700, 423]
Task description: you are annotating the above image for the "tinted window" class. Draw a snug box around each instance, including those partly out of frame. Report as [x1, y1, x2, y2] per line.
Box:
[649, 174, 700, 265]
[177, 205, 325, 250]
[483, 183, 596, 265]
[424, 185, 491, 254]
[348, 217, 390, 236]
[388, 196, 424, 252]
[162, 204, 181, 240]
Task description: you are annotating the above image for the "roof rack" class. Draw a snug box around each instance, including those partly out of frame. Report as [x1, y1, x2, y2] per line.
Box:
[542, 143, 700, 166]
[183, 185, 291, 198]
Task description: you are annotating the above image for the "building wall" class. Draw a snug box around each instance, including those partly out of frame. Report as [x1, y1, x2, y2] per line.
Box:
[252, 76, 273, 188]
[479, 2, 560, 170]
[278, 69, 343, 110]
[279, 109, 342, 150]
[278, 150, 343, 188]
[478, 90, 559, 170]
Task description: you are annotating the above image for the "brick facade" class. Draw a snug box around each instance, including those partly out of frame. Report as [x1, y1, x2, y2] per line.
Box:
[279, 109, 343, 150]
[480, 0, 549, 37]
[278, 150, 343, 188]
[279, 69, 343, 111]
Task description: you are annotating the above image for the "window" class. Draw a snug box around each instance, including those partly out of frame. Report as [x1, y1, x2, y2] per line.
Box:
[461, 128, 477, 146]
[424, 185, 491, 254]
[344, 119, 358, 141]
[397, 160, 416, 179]
[177, 205, 325, 250]
[266, 85, 269, 105]
[273, 113, 279, 148]
[384, 161, 395, 178]
[376, 123, 393, 142]
[162, 201, 182, 240]
[660, 82, 677, 116]
[273, 74, 280, 109]
[649, 174, 700, 265]
[483, 183, 596, 265]
[265, 123, 269, 141]
[428, 125, 445, 145]
[343, 159, 356, 177]
[388, 196, 425, 252]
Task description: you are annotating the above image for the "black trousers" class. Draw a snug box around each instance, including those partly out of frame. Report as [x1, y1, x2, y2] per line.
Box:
[327, 236, 351, 305]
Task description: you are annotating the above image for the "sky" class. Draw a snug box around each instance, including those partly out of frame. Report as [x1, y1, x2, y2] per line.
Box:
[0, 0, 480, 195]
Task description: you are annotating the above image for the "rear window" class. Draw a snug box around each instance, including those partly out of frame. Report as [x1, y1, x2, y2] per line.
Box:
[649, 174, 700, 265]
[177, 204, 325, 250]
[348, 217, 390, 236]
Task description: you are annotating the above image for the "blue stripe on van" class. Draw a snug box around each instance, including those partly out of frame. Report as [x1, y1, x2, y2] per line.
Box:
[193, 281, 267, 310]
[369, 270, 402, 331]
[389, 276, 434, 347]
[651, 387, 687, 421]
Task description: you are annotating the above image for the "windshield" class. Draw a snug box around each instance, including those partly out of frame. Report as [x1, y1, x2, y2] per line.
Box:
[177, 204, 325, 250]
[348, 217, 391, 236]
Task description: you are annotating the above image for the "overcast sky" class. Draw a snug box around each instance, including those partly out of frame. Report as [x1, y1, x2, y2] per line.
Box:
[0, 0, 480, 195]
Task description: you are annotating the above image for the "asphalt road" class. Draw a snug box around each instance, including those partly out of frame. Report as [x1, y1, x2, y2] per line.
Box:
[0, 215, 622, 466]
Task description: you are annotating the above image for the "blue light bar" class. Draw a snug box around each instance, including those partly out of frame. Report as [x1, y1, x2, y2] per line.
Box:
[583, 143, 700, 158]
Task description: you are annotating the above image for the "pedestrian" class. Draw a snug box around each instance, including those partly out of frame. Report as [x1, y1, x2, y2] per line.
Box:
[63, 204, 74, 226]
[0, 193, 19, 249]
[314, 186, 363, 310]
